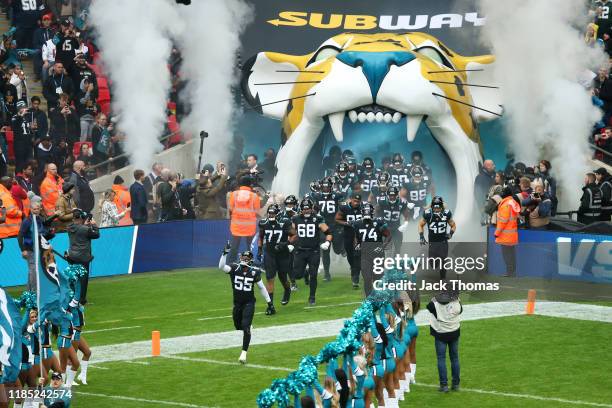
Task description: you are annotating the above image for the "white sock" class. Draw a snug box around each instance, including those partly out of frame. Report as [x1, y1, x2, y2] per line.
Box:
[239, 350, 247, 360]
[397, 388, 404, 400]
[383, 388, 389, 399]
[387, 397, 398, 408]
[66, 369, 77, 387]
[405, 379, 411, 393]
[80, 360, 89, 379]
[411, 363, 416, 377]
[13, 403, 22, 408]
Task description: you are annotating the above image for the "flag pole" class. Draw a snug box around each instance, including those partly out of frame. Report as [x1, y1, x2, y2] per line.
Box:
[32, 214, 44, 381]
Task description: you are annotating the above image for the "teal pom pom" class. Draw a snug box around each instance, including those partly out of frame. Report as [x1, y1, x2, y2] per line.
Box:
[16, 291, 37, 310]
[64, 264, 88, 282]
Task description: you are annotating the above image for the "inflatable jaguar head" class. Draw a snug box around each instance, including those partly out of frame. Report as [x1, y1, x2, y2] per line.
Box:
[241, 32, 502, 225]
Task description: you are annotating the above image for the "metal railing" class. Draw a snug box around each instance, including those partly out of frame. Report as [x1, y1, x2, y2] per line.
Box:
[589, 142, 612, 160]
[87, 129, 185, 173]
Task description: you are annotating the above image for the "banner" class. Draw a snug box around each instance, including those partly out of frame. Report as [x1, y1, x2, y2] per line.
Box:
[0, 288, 22, 383]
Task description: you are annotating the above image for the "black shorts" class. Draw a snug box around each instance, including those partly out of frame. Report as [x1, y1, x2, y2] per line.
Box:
[233, 301, 255, 331]
[429, 241, 449, 260]
[264, 250, 291, 281]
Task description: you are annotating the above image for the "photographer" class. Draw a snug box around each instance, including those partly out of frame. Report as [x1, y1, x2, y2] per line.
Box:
[520, 183, 552, 230]
[54, 182, 77, 232]
[197, 162, 229, 220]
[67, 209, 100, 304]
[18, 200, 54, 291]
[49, 93, 79, 149]
[157, 169, 185, 222]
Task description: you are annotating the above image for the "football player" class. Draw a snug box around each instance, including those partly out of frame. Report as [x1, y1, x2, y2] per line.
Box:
[282, 194, 299, 291]
[346, 156, 359, 180]
[219, 245, 273, 364]
[403, 165, 431, 219]
[350, 203, 391, 296]
[291, 198, 333, 305]
[358, 157, 379, 201]
[407, 150, 434, 183]
[369, 172, 391, 205]
[335, 192, 364, 289]
[418, 196, 456, 280]
[335, 161, 356, 196]
[388, 153, 410, 187]
[376, 186, 414, 255]
[311, 177, 344, 281]
[257, 204, 295, 314]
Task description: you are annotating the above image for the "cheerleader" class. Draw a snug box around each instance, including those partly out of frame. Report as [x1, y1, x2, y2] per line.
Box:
[39, 319, 61, 380]
[71, 303, 91, 385]
[360, 333, 376, 408]
[26, 310, 43, 387]
[369, 315, 387, 407]
[350, 354, 367, 408]
[55, 319, 80, 387]
[18, 310, 37, 408]
[385, 303, 408, 400]
[378, 308, 398, 408]
[407, 294, 420, 384]
[321, 376, 338, 408]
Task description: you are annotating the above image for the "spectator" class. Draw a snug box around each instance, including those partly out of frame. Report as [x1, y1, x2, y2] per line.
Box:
[91, 113, 112, 177]
[11, 100, 34, 172]
[578, 173, 603, 224]
[597, 0, 612, 39]
[237, 153, 259, 177]
[49, 93, 79, 149]
[597, 71, 612, 125]
[595, 167, 612, 220]
[18, 200, 53, 290]
[0, 143, 7, 178]
[594, 127, 612, 165]
[54, 181, 76, 232]
[111, 175, 132, 226]
[68, 160, 94, 213]
[39, 162, 63, 214]
[54, 20, 79, 74]
[427, 290, 463, 393]
[99, 189, 127, 227]
[196, 165, 228, 219]
[521, 183, 552, 230]
[1, 70, 18, 125]
[15, 160, 36, 193]
[35, 135, 64, 172]
[77, 76, 99, 142]
[10, 177, 28, 215]
[484, 171, 506, 222]
[177, 173, 196, 220]
[71, 53, 97, 104]
[474, 159, 496, 206]
[66, 208, 100, 304]
[227, 176, 261, 263]
[129, 169, 148, 225]
[143, 162, 163, 222]
[261, 148, 275, 188]
[28, 96, 49, 142]
[32, 13, 55, 82]
[11, 0, 45, 49]
[41, 33, 56, 83]
[0, 176, 23, 238]
[494, 186, 520, 277]
[9, 66, 28, 103]
[157, 169, 184, 222]
[43, 62, 74, 109]
[76, 143, 93, 167]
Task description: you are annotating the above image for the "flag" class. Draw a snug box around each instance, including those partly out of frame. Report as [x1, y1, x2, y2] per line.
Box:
[0, 288, 23, 383]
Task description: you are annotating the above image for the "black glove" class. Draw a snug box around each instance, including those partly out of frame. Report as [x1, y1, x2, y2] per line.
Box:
[446, 230, 455, 240]
[274, 242, 288, 251]
[419, 233, 427, 246]
[222, 240, 231, 255]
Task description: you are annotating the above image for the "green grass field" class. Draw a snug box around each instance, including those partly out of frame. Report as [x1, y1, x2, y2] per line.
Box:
[7, 268, 612, 407]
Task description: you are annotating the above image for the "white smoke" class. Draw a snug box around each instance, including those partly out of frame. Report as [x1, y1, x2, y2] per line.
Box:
[90, 0, 181, 170]
[478, 0, 606, 210]
[176, 0, 254, 167]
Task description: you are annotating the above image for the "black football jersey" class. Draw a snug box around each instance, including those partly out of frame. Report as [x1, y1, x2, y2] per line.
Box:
[338, 203, 363, 233]
[258, 218, 292, 250]
[311, 191, 342, 224]
[370, 185, 390, 204]
[404, 179, 430, 207]
[423, 208, 452, 242]
[335, 174, 356, 195]
[292, 214, 325, 249]
[359, 170, 379, 194]
[351, 218, 388, 243]
[280, 208, 297, 223]
[377, 197, 407, 228]
[388, 166, 410, 187]
[227, 263, 263, 303]
[407, 162, 433, 179]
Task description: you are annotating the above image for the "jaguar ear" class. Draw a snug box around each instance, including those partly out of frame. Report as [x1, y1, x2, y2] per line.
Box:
[461, 55, 503, 122]
[241, 51, 312, 120]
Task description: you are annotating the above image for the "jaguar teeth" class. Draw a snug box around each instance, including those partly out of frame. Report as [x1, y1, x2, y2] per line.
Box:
[348, 110, 357, 123]
[328, 111, 345, 142]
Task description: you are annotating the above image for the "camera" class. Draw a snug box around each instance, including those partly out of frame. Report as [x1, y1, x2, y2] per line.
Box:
[73, 208, 93, 222]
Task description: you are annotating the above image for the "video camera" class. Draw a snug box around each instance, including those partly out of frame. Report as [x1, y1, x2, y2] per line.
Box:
[73, 208, 93, 222]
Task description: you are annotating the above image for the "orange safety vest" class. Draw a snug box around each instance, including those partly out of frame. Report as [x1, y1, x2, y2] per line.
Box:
[0, 184, 23, 238]
[112, 184, 132, 226]
[495, 196, 520, 246]
[228, 186, 260, 236]
[40, 173, 64, 215]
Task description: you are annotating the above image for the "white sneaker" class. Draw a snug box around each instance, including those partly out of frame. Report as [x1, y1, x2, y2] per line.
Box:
[239, 350, 247, 364]
[77, 374, 88, 385]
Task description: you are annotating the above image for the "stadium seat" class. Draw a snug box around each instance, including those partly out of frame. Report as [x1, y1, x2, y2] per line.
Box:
[100, 101, 111, 115]
[97, 76, 109, 90]
[166, 115, 182, 147]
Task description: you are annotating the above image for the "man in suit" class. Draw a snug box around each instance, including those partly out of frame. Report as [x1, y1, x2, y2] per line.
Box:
[142, 162, 163, 222]
[130, 169, 148, 225]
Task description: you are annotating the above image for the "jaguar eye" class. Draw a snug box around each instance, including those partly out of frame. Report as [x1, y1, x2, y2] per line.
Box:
[414, 46, 453, 69]
[308, 46, 342, 66]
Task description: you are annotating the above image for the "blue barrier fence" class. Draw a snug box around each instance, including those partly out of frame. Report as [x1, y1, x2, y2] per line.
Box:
[487, 227, 612, 283]
[3, 221, 610, 286]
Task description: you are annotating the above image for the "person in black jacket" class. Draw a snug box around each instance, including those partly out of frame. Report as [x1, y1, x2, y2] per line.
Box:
[34, 136, 65, 174]
[32, 14, 55, 81]
[129, 169, 148, 225]
[49, 93, 79, 149]
[578, 173, 603, 224]
[156, 169, 184, 222]
[474, 159, 496, 212]
[18, 200, 55, 291]
[28, 96, 48, 143]
[43, 63, 74, 109]
[68, 160, 94, 213]
[595, 167, 612, 221]
[67, 209, 100, 304]
[11, 100, 34, 172]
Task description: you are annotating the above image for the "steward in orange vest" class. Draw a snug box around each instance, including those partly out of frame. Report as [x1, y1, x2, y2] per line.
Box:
[0, 177, 23, 238]
[40, 164, 64, 215]
[494, 187, 521, 277]
[112, 176, 132, 226]
[227, 177, 261, 262]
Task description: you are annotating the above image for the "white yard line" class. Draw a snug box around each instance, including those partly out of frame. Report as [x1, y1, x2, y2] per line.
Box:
[162, 355, 293, 372]
[89, 301, 611, 364]
[87, 326, 142, 334]
[74, 391, 216, 407]
[414, 383, 612, 407]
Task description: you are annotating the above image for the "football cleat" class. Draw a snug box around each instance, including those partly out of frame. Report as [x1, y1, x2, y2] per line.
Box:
[239, 350, 247, 364]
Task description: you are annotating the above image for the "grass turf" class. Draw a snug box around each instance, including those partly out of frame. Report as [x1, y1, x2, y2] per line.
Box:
[71, 314, 611, 408]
